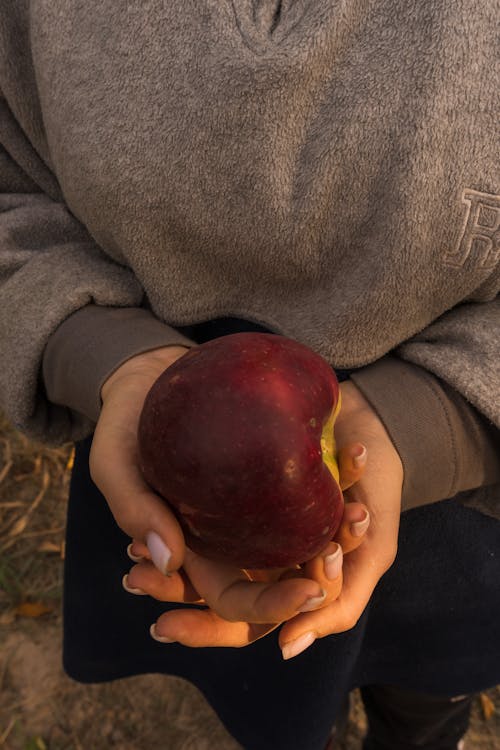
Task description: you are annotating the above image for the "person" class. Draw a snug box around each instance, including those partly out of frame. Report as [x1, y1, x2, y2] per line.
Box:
[0, 3, 498, 749]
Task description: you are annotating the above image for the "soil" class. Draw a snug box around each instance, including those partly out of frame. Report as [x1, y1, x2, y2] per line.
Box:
[0, 413, 498, 749]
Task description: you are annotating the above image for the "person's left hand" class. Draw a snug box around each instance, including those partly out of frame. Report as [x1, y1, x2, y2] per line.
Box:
[276, 381, 402, 659]
[123, 438, 371, 647]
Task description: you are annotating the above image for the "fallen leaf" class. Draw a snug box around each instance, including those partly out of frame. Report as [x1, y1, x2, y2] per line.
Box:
[14, 602, 53, 618]
[480, 692, 495, 720]
[37, 541, 61, 554]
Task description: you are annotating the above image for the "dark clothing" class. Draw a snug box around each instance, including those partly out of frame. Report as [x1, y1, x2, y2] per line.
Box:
[64, 430, 500, 750]
[361, 686, 473, 750]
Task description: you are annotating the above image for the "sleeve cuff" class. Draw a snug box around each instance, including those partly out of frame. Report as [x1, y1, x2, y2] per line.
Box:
[42, 305, 195, 424]
[350, 356, 499, 510]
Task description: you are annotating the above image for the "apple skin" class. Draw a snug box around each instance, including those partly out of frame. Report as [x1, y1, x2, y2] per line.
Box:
[137, 333, 343, 569]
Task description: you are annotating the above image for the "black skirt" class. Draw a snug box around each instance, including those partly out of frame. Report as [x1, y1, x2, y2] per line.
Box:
[62, 319, 500, 750]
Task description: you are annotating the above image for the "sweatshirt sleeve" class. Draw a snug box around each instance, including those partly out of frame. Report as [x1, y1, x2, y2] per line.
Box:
[350, 297, 499, 510]
[42, 304, 194, 428]
[0, 176, 194, 447]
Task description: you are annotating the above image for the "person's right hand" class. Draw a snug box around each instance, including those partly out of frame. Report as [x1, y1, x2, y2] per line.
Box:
[90, 345, 191, 575]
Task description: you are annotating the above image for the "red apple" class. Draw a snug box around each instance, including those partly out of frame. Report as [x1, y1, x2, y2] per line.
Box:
[137, 333, 343, 569]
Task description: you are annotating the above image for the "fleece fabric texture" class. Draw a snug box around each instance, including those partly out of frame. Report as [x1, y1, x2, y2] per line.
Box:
[0, 2, 498, 514]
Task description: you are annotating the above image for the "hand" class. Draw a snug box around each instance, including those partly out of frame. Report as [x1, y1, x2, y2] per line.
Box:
[127, 381, 401, 656]
[278, 380, 402, 659]
[90, 345, 191, 574]
[124, 441, 371, 647]
[94, 344, 368, 632]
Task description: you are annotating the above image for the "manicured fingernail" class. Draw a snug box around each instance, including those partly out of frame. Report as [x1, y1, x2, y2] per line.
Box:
[150, 623, 176, 644]
[297, 588, 327, 612]
[353, 445, 367, 468]
[126, 543, 143, 563]
[282, 631, 316, 660]
[324, 544, 343, 580]
[122, 574, 147, 595]
[351, 510, 370, 537]
[146, 531, 172, 575]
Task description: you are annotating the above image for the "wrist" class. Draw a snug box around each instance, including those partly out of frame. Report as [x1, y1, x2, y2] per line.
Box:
[337, 381, 374, 420]
[101, 345, 190, 403]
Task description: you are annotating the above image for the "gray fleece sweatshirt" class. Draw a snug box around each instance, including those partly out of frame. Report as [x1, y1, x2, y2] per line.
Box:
[0, 1, 498, 516]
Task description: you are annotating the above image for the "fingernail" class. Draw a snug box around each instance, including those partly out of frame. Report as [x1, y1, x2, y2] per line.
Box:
[126, 543, 143, 563]
[351, 510, 370, 537]
[146, 531, 172, 575]
[150, 623, 176, 644]
[297, 588, 327, 612]
[324, 544, 343, 580]
[282, 631, 316, 660]
[122, 574, 147, 595]
[353, 445, 367, 468]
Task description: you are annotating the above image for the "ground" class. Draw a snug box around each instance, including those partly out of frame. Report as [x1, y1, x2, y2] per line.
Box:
[0, 413, 498, 749]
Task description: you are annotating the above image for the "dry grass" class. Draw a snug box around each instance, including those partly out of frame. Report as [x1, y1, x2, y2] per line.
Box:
[0, 412, 72, 620]
[0, 412, 498, 749]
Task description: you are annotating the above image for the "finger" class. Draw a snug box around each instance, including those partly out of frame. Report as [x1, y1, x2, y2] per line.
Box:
[125, 561, 204, 603]
[183, 548, 328, 623]
[301, 541, 343, 603]
[90, 406, 185, 574]
[127, 540, 151, 562]
[152, 608, 279, 648]
[333, 502, 370, 554]
[338, 443, 367, 491]
[278, 543, 396, 657]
